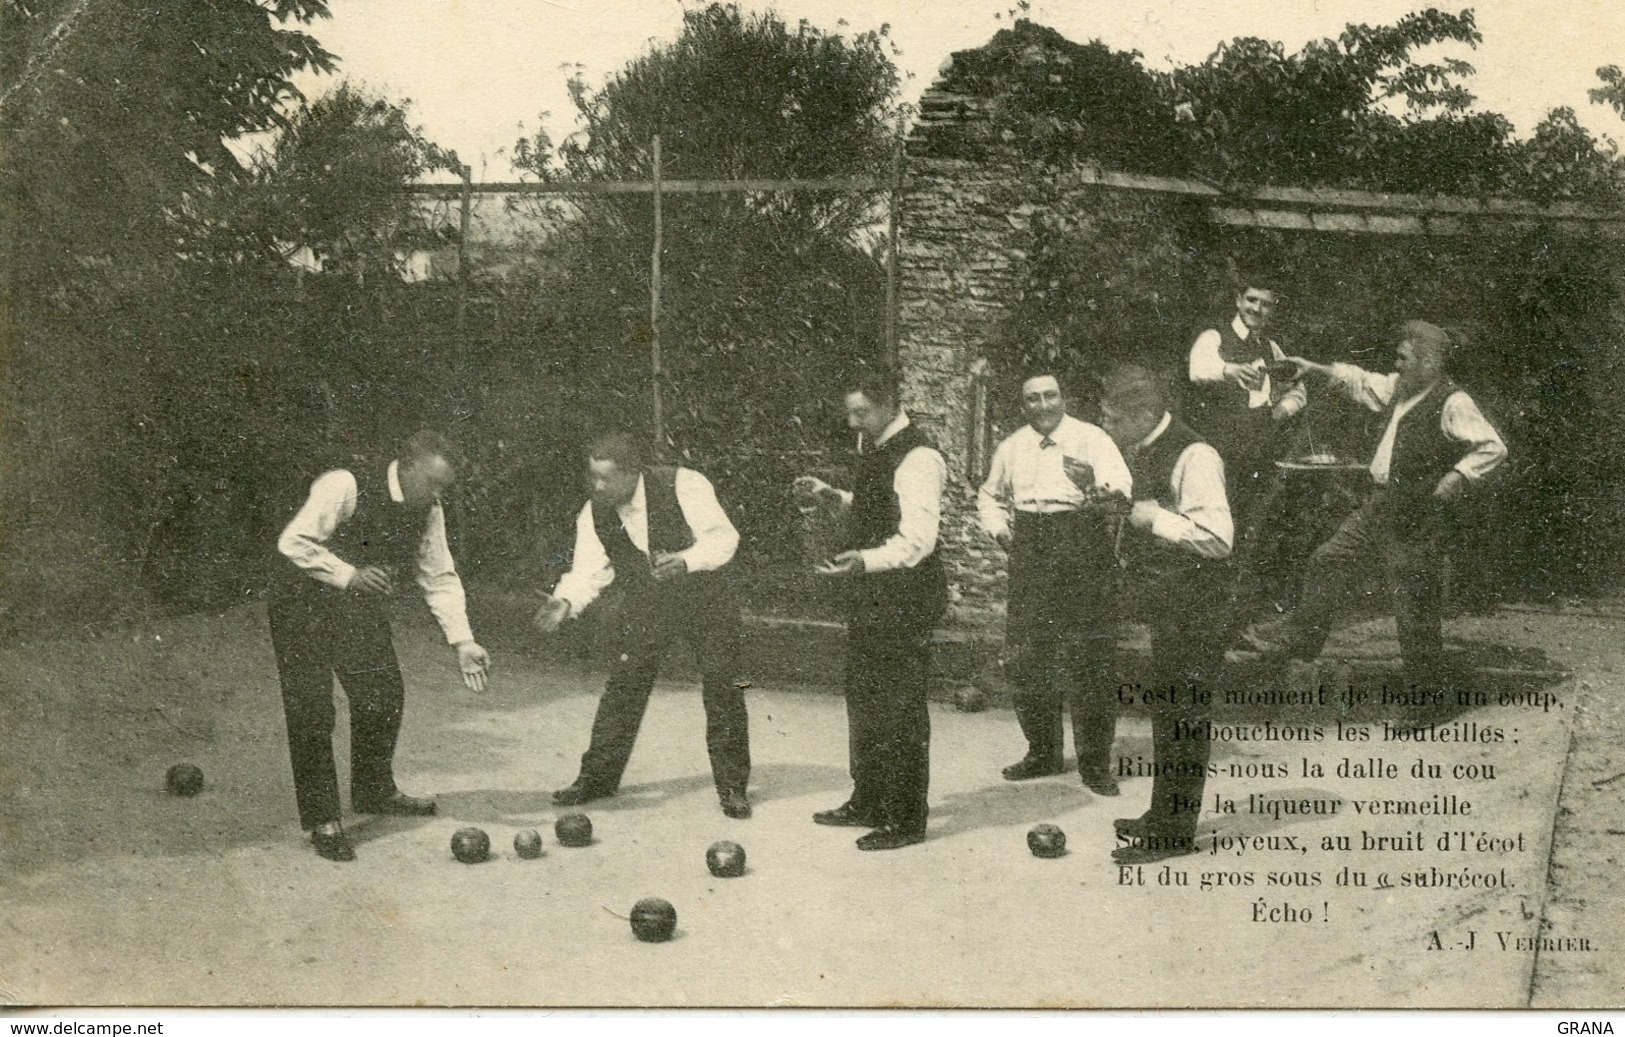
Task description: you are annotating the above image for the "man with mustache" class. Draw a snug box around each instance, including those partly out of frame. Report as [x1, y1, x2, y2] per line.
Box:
[976, 371, 1132, 795]
[1096, 365, 1234, 865]
[270, 430, 491, 862]
[1252, 321, 1507, 686]
[534, 430, 751, 820]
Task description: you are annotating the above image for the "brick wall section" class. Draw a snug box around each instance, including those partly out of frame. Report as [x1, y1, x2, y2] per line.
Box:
[898, 89, 1031, 632]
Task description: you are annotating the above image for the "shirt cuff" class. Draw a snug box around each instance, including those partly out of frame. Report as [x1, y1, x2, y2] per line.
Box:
[857, 546, 890, 573]
[331, 561, 358, 590]
[1146, 506, 1184, 545]
[554, 591, 586, 619]
[441, 617, 475, 646]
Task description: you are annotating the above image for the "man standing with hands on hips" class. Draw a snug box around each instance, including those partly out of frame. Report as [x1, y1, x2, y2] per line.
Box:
[795, 363, 947, 851]
[977, 371, 1132, 795]
[270, 430, 491, 863]
[534, 430, 752, 820]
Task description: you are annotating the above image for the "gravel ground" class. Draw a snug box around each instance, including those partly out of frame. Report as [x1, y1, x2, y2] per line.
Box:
[0, 597, 1615, 1007]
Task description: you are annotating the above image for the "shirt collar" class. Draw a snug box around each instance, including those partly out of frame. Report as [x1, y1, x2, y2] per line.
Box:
[1231, 314, 1252, 341]
[1137, 411, 1173, 451]
[864, 410, 911, 453]
[1029, 415, 1071, 442]
[386, 460, 405, 503]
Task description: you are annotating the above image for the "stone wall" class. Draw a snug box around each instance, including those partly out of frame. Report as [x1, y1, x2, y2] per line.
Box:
[895, 79, 1625, 633]
[897, 91, 1031, 631]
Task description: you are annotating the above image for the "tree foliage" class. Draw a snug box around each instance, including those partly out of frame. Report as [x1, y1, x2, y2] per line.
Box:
[525, 1, 900, 239]
[935, 11, 1624, 202]
[509, 2, 900, 439]
[183, 81, 460, 278]
[503, 2, 901, 580]
[1, 0, 337, 284]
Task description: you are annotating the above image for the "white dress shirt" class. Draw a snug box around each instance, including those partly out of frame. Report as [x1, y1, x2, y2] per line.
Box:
[553, 468, 740, 618]
[277, 461, 475, 645]
[1136, 413, 1234, 560]
[1325, 363, 1508, 485]
[976, 415, 1132, 541]
[1189, 315, 1308, 417]
[833, 411, 947, 573]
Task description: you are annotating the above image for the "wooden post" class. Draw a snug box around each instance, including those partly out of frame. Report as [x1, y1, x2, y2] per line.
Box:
[650, 135, 664, 453]
[457, 163, 472, 330]
[884, 117, 904, 364]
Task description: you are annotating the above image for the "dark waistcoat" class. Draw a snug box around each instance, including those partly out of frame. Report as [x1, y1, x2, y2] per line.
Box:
[846, 425, 947, 627]
[1122, 418, 1230, 602]
[271, 465, 431, 602]
[592, 466, 724, 605]
[1386, 382, 1466, 499]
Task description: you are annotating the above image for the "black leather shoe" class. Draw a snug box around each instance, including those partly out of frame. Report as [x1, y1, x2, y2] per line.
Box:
[1114, 815, 1150, 838]
[353, 791, 437, 816]
[813, 802, 879, 827]
[310, 825, 355, 862]
[855, 825, 926, 851]
[1081, 773, 1121, 797]
[552, 782, 614, 807]
[1002, 756, 1066, 781]
[720, 789, 752, 819]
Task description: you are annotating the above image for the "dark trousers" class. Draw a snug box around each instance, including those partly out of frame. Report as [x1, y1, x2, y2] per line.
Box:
[1006, 511, 1119, 775]
[1143, 609, 1225, 839]
[1287, 491, 1445, 678]
[268, 594, 406, 831]
[575, 584, 749, 796]
[844, 608, 936, 833]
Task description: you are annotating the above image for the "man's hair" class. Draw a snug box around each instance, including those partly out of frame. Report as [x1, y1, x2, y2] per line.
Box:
[400, 429, 462, 471]
[1233, 268, 1280, 297]
[586, 430, 647, 472]
[839, 362, 901, 409]
[1401, 319, 1454, 358]
[1099, 364, 1169, 416]
[1019, 368, 1063, 395]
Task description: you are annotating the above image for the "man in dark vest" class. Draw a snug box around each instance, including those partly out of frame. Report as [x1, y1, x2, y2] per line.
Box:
[1251, 321, 1507, 684]
[1186, 272, 1307, 508]
[794, 364, 947, 851]
[1187, 272, 1309, 625]
[535, 431, 751, 819]
[270, 430, 491, 862]
[1098, 365, 1234, 865]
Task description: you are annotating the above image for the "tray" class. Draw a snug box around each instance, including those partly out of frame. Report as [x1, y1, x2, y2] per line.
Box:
[1275, 458, 1368, 472]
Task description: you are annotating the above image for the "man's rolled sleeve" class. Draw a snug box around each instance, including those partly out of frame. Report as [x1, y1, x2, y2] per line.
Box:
[975, 441, 1014, 541]
[1327, 362, 1396, 414]
[552, 505, 615, 618]
[1147, 444, 1234, 560]
[858, 446, 946, 572]
[1188, 329, 1228, 384]
[415, 504, 475, 645]
[1442, 391, 1508, 481]
[673, 468, 739, 573]
[278, 470, 360, 590]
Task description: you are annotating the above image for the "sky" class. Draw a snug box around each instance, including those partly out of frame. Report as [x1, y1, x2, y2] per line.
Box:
[287, 0, 1625, 180]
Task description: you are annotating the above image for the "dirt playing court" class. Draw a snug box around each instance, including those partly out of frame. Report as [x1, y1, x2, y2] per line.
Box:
[1, 597, 1619, 1007]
